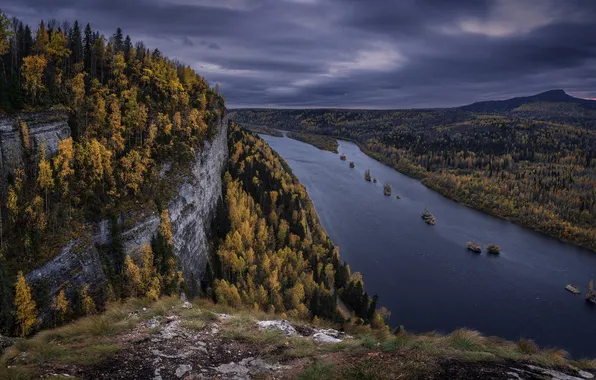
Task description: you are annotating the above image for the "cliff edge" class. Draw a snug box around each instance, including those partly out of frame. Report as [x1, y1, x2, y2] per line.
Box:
[1, 297, 594, 380]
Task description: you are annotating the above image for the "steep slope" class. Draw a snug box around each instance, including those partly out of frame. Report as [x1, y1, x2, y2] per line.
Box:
[0, 12, 226, 337]
[0, 110, 70, 189]
[204, 123, 380, 324]
[25, 117, 228, 326]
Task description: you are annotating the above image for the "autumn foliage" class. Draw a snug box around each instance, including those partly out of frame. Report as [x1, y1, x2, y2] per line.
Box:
[14, 272, 37, 336]
[209, 124, 380, 323]
[232, 109, 596, 252]
[0, 11, 223, 336]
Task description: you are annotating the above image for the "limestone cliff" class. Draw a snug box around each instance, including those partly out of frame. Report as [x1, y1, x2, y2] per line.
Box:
[0, 110, 70, 187]
[117, 116, 229, 280]
[26, 117, 229, 324]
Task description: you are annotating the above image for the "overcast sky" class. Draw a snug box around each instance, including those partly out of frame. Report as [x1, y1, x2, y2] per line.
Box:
[3, 0, 596, 108]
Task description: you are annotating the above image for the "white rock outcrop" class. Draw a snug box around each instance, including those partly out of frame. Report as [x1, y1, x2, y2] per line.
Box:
[168, 118, 229, 282]
[257, 319, 350, 344]
[312, 332, 343, 344]
[257, 320, 298, 336]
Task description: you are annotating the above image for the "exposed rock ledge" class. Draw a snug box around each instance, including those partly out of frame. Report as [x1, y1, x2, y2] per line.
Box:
[256, 320, 350, 344]
[10, 298, 594, 380]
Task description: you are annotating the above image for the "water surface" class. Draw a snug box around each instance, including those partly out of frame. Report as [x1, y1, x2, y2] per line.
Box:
[261, 133, 596, 358]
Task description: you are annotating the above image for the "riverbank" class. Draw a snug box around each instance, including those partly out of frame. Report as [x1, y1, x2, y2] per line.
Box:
[286, 131, 339, 153]
[230, 106, 596, 256]
[259, 131, 596, 357]
[360, 145, 596, 253]
[242, 124, 284, 137]
[251, 127, 596, 252]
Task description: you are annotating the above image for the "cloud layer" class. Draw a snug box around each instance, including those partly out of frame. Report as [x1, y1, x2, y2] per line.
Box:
[4, 0, 596, 108]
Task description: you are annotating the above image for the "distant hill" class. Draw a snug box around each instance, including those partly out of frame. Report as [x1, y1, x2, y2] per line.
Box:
[460, 89, 596, 112]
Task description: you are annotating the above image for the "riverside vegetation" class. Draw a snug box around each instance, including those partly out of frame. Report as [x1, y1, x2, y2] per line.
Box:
[231, 91, 596, 252]
[208, 123, 382, 324]
[242, 124, 283, 137]
[286, 131, 339, 153]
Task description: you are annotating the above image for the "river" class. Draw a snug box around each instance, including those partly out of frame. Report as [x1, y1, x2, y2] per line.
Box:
[260, 132, 596, 358]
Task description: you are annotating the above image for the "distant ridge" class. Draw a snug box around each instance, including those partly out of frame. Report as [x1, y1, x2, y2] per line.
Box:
[460, 89, 596, 112]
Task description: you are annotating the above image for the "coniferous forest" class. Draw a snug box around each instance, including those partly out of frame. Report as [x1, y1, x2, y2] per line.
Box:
[0, 11, 381, 338]
[2, 2, 596, 378]
[0, 11, 225, 335]
[231, 105, 596, 252]
[0, 12, 224, 266]
[286, 132, 339, 153]
[208, 123, 383, 325]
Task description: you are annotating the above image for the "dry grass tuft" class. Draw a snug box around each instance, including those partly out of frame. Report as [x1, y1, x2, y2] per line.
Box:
[575, 358, 596, 370]
[284, 336, 317, 358]
[179, 307, 219, 322]
[0, 365, 38, 380]
[1, 298, 154, 368]
[448, 329, 485, 352]
[517, 338, 540, 355]
[379, 334, 410, 352]
[219, 317, 287, 345]
[297, 360, 336, 380]
[181, 320, 206, 331]
[532, 348, 569, 368]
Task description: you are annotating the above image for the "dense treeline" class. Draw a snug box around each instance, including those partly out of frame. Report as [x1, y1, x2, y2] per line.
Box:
[208, 123, 385, 325]
[242, 125, 283, 137]
[286, 132, 339, 153]
[232, 107, 596, 251]
[0, 10, 223, 335]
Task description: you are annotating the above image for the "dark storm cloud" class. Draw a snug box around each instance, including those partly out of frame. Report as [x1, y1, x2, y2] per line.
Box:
[3, 0, 596, 107]
[202, 42, 221, 50]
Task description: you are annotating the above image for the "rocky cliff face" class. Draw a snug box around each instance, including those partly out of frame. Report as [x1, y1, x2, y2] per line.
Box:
[26, 117, 229, 323]
[169, 122, 229, 282]
[0, 110, 70, 186]
[117, 118, 229, 280]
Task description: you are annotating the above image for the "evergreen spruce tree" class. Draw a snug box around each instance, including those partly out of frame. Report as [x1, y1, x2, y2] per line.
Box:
[69, 20, 83, 65]
[83, 23, 93, 73]
[112, 28, 123, 52]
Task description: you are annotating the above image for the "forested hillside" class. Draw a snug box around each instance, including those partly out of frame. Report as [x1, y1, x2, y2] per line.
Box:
[207, 123, 383, 324]
[231, 99, 596, 252]
[0, 10, 224, 335]
[0, 9, 382, 340]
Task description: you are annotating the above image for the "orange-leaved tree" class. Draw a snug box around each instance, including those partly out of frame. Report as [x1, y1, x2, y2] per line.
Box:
[14, 271, 38, 336]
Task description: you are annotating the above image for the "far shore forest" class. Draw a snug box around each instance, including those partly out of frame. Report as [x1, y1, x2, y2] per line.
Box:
[231, 107, 596, 252]
[286, 131, 339, 153]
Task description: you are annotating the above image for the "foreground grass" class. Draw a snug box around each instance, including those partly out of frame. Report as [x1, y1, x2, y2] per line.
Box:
[1, 297, 594, 380]
[294, 328, 596, 380]
[0, 297, 177, 379]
